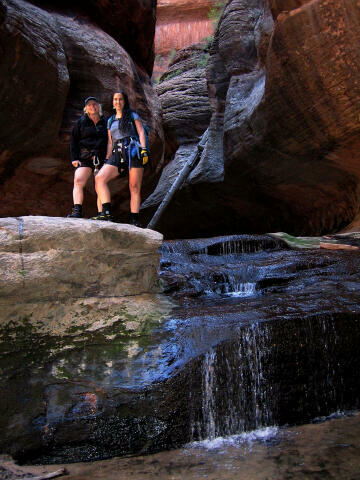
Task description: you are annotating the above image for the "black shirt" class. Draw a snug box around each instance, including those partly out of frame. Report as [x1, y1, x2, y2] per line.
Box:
[70, 114, 108, 162]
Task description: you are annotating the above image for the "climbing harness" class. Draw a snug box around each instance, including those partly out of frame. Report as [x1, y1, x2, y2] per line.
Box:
[113, 139, 127, 177]
[93, 155, 100, 175]
[113, 137, 141, 176]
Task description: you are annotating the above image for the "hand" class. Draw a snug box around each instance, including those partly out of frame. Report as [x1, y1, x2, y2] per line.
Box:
[72, 160, 80, 168]
[140, 148, 148, 166]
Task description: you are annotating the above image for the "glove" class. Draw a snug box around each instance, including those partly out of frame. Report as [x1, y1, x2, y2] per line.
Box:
[140, 148, 148, 166]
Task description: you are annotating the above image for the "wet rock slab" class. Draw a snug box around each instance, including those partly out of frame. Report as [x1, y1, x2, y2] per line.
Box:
[1, 231, 360, 463]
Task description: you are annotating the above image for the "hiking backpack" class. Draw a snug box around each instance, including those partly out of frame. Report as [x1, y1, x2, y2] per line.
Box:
[108, 111, 151, 153]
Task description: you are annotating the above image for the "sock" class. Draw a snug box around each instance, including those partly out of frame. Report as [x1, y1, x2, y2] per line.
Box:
[102, 203, 112, 215]
[130, 212, 139, 221]
[74, 204, 82, 212]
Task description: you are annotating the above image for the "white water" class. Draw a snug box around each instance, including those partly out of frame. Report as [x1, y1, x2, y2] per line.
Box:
[187, 426, 279, 450]
[224, 282, 257, 297]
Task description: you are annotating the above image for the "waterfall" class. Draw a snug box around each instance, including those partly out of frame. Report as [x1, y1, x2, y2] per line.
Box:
[194, 322, 274, 440]
[192, 313, 360, 441]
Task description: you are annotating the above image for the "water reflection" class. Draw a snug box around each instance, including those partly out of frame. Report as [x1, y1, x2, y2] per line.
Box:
[10, 412, 359, 479]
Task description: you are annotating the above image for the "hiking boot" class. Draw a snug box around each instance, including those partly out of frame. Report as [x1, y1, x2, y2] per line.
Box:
[129, 213, 142, 228]
[67, 205, 82, 218]
[92, 212, 113, 221]
[129, 217, 142, 228]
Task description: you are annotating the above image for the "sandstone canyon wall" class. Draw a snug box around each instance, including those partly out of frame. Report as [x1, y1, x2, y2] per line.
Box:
[2, 0, 360, 238]
[153, 0, 218, 80]
[144, 0, 360, 238]
[0, 0, 163, 220]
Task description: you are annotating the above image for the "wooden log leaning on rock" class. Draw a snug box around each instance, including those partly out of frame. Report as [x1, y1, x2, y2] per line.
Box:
[147, 129, 208, 230]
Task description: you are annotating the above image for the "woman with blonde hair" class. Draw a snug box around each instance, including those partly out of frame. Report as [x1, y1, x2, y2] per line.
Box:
[67, 96, 108, 218]
[93, 91, 148, 226]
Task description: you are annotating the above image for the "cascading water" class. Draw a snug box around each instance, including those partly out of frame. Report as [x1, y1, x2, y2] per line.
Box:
[160, 235, 360, 444]
[197, 323, 274, 440]
[191, 313, 360, 444]
[159, 234, 285, 297]
[2, 233, 360, 465]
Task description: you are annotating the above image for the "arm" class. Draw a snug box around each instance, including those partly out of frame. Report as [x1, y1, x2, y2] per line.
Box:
[106, 129, 113, 160]
[70, 121, 81, 167]
[134, 119, 146, 149]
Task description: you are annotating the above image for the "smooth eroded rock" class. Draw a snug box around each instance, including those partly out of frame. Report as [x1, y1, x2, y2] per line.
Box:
[0, 0, 163, 221]
[0, 216, 163, 303]
[146, 0, 360, 239]
[1, 234, 360, 463]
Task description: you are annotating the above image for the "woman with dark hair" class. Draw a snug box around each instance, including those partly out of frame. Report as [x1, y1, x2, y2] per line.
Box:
[93, 91, 148, 226]
[67, 96, 108, 218]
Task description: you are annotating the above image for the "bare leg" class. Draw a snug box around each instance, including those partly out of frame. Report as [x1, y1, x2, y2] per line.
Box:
[95, 164, 119, 204]
[128, 167, 144, 213]
[96, 194, 102, 212]
[73, 167, 92, 204]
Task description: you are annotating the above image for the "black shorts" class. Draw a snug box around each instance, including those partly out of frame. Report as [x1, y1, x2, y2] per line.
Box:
[77, 159, 105, 171]
[106, 153, 144, 170]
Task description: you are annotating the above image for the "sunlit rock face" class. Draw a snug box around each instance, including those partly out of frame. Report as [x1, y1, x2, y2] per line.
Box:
[0, 0, 162, 221]
[156, 0, 216, 55]
[153, 0, 217, 80]
[147, 0, 360, 239]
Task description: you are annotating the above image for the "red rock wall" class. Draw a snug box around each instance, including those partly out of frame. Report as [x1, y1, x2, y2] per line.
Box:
[155, 19, 214, 56]
[0, 0, 163, 221]
[269, 0, 311, 18]
[154, 0, 218, 79]
[148, 0, 360, 238]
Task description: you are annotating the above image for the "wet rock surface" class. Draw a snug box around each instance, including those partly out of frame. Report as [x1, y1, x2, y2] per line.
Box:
[1, 231, 360, 463]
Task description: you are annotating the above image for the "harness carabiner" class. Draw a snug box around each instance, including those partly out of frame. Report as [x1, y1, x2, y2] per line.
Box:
[93, 155, 100, 176]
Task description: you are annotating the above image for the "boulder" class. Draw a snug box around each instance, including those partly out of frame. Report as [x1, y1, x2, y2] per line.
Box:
[158, 44, 211, 146]
[0, 216, 163, 304]
[0, 0, 163, 221]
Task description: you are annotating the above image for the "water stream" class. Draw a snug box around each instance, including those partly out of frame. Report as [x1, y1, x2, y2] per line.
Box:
[1, 234, 360, 468]
[159, 234, 360, 442]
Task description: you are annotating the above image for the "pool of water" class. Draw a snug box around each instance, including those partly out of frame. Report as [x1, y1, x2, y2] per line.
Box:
[3, 412, 360, 479]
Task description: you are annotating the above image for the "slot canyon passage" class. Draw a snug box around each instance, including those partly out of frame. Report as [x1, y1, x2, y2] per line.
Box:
[1, 0, 360, 479]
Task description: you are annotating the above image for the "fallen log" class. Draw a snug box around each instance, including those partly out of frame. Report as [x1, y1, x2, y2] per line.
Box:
[147, 129, 208, 230]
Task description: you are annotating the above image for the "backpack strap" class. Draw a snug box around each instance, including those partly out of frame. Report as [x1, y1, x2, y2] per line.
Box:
[130, 111, 151, 152]
[107, 114, 116, 129]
